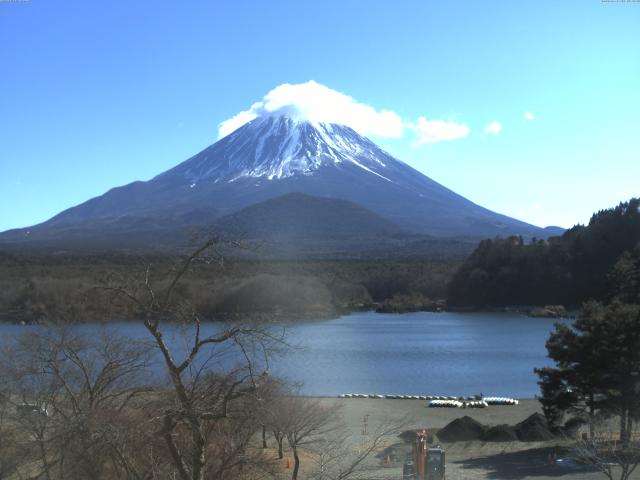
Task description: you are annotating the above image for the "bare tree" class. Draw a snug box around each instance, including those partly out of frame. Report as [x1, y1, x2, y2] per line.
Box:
[0, 388, 24, 480]
[573, 416, 640, 480]
[0, 328, 154, 480]
[308, 419, 404, 480]
[255, 376, 287, 457]
[278, 396, 341, 480]
[103, 236, 286, 480]
[262, 384, 290, 460]
[1, 237, 287, 479]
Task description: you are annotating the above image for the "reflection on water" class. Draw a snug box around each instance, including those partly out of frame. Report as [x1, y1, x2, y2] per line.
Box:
[0, 311, 567, 398]
[273, 311, 567, 398]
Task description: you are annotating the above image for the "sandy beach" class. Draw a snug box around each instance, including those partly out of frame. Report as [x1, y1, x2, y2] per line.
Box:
[304, 397, 640, 480]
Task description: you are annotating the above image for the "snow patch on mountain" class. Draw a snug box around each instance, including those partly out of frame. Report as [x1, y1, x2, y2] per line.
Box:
[163, 115, 396, 183]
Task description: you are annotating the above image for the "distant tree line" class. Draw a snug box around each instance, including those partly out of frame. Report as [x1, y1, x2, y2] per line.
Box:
[0, 239, 400, 480]
[0, 253, 460, 324]
[447, 198, 640, 307]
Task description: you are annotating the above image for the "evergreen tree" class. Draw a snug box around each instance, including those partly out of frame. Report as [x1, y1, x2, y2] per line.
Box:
[448, 198, 640, 307]
[536, 301, 640, 444]
[609, 246, 640, 304]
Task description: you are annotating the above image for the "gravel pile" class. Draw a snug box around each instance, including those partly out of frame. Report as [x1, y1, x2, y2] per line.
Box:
[515, 413, 555, 441]
[436, 413, 555, 443]
[436, 416, 487, 442]
[482, 424, 519, 442]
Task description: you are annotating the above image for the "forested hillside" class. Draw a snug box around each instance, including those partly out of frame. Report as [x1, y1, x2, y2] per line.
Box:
[447, 198, 640, 307]
[0, 254, 459, 323]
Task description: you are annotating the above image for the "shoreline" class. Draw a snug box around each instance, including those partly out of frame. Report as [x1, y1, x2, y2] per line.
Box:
[309, 394, 537, 401]
[299, 398, 615, 480]
[0, 305, 577, 325]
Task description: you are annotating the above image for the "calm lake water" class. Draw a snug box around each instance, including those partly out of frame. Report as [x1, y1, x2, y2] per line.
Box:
[0, 311, 568, 398]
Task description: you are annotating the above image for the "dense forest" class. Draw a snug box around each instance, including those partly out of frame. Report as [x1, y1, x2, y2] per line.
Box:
[0, 253, 460, 323]
[448, 198, 640, 307]
[4, 198, 639, 322]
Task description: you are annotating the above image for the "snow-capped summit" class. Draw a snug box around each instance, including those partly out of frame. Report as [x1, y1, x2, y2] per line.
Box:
[216, 81, 404, 139]
[159, 114, 392, 183]
[0, 92, 564, 252]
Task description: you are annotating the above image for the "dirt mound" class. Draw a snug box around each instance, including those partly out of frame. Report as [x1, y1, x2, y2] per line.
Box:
[431, 413, 555, 444]
[437, 416, 486, 442]
[515, 413, 555, 441]
[482, 424, 519, 442]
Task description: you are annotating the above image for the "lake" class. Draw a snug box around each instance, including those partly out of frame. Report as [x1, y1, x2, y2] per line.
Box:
[276, 311, 566, 398]
[0, 311, 567, 398]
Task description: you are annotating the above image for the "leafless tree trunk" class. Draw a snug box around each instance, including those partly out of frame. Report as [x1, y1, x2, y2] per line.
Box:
[0, 390, 28, 480]
[276, 434, 285, 460]
[573, 417, 640, 480]
[309, 417, 407, 480]
[0, 327, 154, 480]
[103, 236, 285, 480]
[1, 236, 287, 479]
[276, 396, 341, 480]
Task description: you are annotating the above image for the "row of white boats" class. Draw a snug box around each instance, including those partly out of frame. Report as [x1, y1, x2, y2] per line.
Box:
[483, 397, 520, 406]
[428, 399, 488, 408]
[336, 394, 520, 407]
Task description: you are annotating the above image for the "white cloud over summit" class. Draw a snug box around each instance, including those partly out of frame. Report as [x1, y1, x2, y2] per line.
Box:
[218, 81, 404, 139]
[218, 80, 473, 145]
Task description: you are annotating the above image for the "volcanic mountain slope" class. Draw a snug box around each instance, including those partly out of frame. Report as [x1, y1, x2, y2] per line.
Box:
[215, 192, 405, 240]
[0, 114, 562, 252]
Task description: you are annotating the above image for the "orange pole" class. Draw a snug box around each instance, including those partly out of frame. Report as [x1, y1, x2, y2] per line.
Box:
[413, 429, 429, 480]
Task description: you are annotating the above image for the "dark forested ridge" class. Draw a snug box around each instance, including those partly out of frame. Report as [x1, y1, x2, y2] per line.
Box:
[0, 253, 460, 323]
[4, 198, 638, 322]
[447, 198, 640, 308]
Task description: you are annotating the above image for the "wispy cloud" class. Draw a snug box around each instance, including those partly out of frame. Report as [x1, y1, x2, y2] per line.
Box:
[483, 120, 502, 136]
[409, 117, 470, 145]
[219, 81, 490, 147]
[524, 111, 535, 121]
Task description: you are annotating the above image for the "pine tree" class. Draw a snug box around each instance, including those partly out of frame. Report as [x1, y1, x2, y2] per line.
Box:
[536, 301, 640, 444]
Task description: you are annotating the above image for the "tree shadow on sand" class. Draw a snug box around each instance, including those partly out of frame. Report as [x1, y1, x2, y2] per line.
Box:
[453, 446, 598, 479]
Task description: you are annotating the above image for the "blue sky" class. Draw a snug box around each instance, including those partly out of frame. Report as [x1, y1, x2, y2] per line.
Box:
[1, 0, 638, 232]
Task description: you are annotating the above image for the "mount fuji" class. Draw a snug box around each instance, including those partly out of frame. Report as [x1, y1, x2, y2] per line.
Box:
[0, 112, 562, 254]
